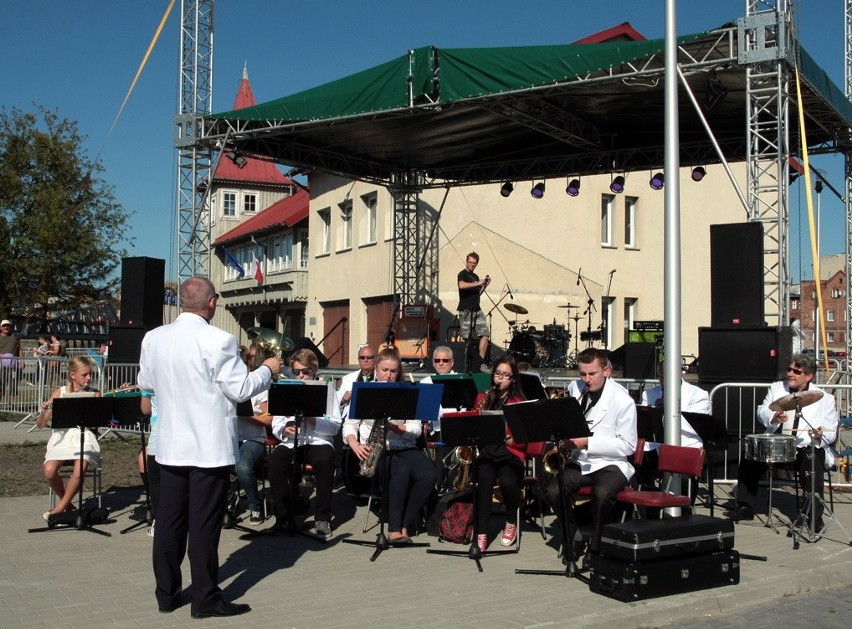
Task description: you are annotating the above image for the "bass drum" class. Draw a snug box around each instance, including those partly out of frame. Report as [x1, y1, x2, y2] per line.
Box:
[509, 332, 549, 367]
[341, 445, 375, 499]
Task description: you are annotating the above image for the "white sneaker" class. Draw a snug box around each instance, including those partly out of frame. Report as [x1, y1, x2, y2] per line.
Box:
[147, 520, 155, 538]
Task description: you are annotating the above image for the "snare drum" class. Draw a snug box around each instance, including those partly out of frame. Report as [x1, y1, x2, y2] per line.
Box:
[744, 433, 796, 464]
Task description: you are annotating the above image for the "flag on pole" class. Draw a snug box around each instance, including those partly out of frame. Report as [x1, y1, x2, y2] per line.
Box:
[252, 254, 264, 283]
[223, 247, 245, 278]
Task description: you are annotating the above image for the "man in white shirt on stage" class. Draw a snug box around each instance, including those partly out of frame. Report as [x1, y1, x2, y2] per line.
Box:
[338, 344, 376, 419]
[640, 362, 711, 449]
[138, 276, 282, 619]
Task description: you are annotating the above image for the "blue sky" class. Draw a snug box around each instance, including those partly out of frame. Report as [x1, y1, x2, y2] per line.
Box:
[1, 1, 846, 283]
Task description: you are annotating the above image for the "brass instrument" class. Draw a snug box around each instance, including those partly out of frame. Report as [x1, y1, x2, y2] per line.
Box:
[546, 386, 569, 399]
[246, 327, 295, 373]
[452, 444, 477, 490]
[542, 440, 572, 475]
[359, 419, 387, 478]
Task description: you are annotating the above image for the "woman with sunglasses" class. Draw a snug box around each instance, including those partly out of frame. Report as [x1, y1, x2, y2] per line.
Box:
[343, 347, 437, 544]
[471, 354, 528, 552]
[267, 349, 341, 538]
[36, 356, 101, 520]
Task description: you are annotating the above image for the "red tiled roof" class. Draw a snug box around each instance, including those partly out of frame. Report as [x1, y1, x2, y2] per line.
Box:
[214, 188, 310, 246]
[213, 65, 295, 187]
[572, 22, 646, 44]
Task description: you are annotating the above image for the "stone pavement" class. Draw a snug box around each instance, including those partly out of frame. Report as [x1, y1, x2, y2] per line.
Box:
[2, 418, 852, 628]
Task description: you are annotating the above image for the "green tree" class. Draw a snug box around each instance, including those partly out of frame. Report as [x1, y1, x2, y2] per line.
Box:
[0, 106, 132, 325]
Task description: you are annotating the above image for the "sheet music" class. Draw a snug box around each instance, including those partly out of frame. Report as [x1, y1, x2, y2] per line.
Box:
[780, 409, 795, 435]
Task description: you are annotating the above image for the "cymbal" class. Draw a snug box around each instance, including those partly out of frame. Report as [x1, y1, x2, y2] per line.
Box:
[768, 390, 823, 412]
[557, 304, 576, 309]
[504, 303, 529, 315]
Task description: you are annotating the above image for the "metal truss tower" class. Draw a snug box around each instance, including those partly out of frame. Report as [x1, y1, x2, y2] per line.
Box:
[175, 0, 214, 282]
[742, 0, 791, 327]
[845, 0, 852, 368]
[389, 170, 438, 315]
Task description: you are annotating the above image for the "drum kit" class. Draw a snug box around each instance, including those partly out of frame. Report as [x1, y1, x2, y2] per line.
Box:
[503, 302, 574, 368]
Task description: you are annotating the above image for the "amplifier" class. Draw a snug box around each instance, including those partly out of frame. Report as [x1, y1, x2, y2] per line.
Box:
[633, 320, 664, 331]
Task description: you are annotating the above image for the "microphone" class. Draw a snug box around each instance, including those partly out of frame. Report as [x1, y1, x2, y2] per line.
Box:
[610, 269, 616, 275]
[576, 267, 582, 286]
[508, 285, 514, 300]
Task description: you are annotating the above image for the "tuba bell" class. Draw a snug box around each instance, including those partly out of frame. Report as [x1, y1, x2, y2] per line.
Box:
[246, 327, 294, 372]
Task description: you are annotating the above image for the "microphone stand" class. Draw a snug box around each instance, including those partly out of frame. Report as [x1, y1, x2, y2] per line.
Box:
[601, 270, 616, 351]
[577, 273, 597, 349]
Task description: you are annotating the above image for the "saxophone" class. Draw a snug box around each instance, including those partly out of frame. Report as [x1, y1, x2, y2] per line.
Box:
[359, 419, 387, 478]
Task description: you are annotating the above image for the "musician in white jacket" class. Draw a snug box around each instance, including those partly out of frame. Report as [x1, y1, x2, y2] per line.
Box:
[640, 363, 711, 449]
[732, 353, 837, 530]
[545, 348, 637, 558]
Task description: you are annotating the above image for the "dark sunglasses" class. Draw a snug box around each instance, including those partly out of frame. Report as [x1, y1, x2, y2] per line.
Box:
[291, 368, 314, 376]
[359, 355, 376, 360]
[433, 358, 453, 363]
[787, 367, 804, 375]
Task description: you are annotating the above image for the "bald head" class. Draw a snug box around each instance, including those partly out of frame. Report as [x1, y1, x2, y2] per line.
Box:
[180, 276, 217, 315]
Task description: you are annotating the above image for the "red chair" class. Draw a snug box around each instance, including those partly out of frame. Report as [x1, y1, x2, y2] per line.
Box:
[572, 437, 647, 503]
[518, 440, 548, 545]
[615, 444, 706, 517]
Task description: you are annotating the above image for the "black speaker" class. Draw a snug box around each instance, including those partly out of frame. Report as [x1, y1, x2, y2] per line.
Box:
[698, 326, 792, 383]
[120, 257, 165, 329]
[623, 342, 658, 379]
[284, 337, 329, 369]
[108, 324, 147, 363]
[710, 223, 764, 327]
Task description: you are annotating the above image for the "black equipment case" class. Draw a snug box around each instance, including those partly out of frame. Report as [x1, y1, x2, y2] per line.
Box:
[599, 515, 735, 563]
[588, 549, 740, 602]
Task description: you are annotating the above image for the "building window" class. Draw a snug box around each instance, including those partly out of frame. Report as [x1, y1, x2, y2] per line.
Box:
[270, 233, 293, 273]
[339, 201, 352, 250]
[224, 245, 248, 281]
[831, 288, 842, 298]
[624, 197, 637, 248]
[827, 310, 835, 322]
[791, 300, 798, 310]
[602, 296, 615, 348]
[623, 297, 636, 345]
[297, 228, 309, 269]
[827, 331, 835, 343]
[601, 195, 613, 246]
[223, 191, 237, 217]
[318, 209, 331, 254]
[243, 193, 257, 213]
[362, 193, 377, 244]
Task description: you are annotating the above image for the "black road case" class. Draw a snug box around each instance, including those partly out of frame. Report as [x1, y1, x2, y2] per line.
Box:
[599, 515, 734, 563]
[588, 549, 740, 602]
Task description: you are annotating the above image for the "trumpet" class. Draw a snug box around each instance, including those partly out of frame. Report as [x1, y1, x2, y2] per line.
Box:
[246, 326, 294, 375]
[542, 440, 572, 475]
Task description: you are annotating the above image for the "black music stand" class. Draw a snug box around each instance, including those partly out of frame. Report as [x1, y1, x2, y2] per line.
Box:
[682, 411, 729, 517]
[343, 383, 428, 561]
[634, 406, 663, 489]
[507, 397, 592, 580]
[265, 381, 331, 543]
[432, 374, 478, 412]
[28, 397, 115, 536]
[222, 399, 260, 533]
[108, 393, 153, 535]
[518, 372, 547, 401]
[426, 411, 512, 572]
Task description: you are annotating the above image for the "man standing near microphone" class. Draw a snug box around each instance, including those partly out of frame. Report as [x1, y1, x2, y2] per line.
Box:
[457, 251, 491, 371]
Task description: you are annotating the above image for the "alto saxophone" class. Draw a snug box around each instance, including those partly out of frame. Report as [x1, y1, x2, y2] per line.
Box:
[359, 419, 387, 478]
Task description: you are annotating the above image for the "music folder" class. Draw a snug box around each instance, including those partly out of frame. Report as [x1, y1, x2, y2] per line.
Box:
[350, 382, 420, 420]
[636, 405, 664, 443]
[682, 411, 730, 447]
[431, 374, 478, 411]
[439, 411, 506, 449]
[518, 372, 547, 401]
[502, 397, 589, 443]
[268, 380, 330, 417]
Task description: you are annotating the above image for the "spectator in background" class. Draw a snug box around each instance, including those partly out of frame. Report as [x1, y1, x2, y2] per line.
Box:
[0, 319, 22, 402]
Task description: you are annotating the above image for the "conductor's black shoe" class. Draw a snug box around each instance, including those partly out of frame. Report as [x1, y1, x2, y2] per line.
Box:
[731, 505, 755, 522]
[191, 601, 251, 619]
[264, 520, 289, 536]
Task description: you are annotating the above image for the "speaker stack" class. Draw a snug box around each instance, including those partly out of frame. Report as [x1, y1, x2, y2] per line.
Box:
[699, 223, 791, 383]
[109, 257, 165, 363]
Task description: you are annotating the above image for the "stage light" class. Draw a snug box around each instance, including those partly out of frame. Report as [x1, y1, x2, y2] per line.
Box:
[228, 151, 248, 169]
[566, 178, 581, 197]
[610, 175, 625, 194]
[500, 181, 514, 197]
[649, 172, 664, 190]
[691, 166, 706, 182]
[530, 182, 545, 199]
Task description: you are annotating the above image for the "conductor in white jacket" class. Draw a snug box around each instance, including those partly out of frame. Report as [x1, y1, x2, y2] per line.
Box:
[138, 276, 282, 619]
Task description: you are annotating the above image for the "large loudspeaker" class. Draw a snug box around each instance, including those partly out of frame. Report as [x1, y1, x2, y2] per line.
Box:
[108, 324, 147, 363]
[283, 337, 329, 369]
[623, 342, 658, 379]
[698, 326, 792, 383]
[120, 257, 165, 328]
[710, 223, 764, 327]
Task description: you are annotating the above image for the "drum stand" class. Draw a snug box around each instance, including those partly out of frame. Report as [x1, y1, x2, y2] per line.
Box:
[567, 315, 582, 366]
[789, 438, 852, 549]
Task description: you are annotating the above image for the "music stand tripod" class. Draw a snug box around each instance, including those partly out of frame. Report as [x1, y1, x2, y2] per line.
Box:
[108, 393, 153, 535]
[28, 396, 115, 537]
[343, 383, 430, 561]
[263, 381, 332, 543]
[507, 397, 591, 580]
[789, 424, 852, 549]
[427, 411, 515, 572]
